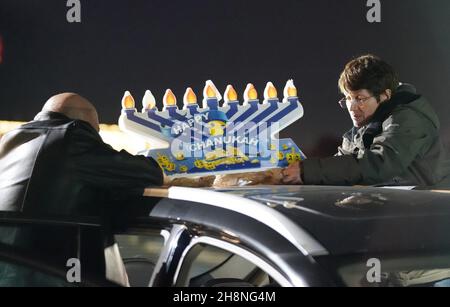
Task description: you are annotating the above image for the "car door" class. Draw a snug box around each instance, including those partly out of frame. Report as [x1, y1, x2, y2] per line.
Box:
[0, 213, 119, 287]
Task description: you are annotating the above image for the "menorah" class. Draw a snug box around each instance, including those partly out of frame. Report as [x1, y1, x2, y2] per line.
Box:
[118, 80, 306, 177]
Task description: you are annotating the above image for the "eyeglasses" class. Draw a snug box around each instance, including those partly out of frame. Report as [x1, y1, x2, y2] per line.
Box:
[338, 96, 375, 109]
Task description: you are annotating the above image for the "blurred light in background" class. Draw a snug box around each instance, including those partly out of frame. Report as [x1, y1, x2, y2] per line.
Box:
[0, 121, 143, 154]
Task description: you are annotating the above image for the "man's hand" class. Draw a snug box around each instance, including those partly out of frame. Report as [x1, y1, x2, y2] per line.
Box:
[282, 161, 303, 185]
[163, 174, 171, 187]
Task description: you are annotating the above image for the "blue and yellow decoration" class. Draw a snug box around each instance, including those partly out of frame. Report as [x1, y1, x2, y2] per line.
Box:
[118, 80, 306, 177]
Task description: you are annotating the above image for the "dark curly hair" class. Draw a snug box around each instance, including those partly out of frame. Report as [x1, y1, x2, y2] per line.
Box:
[338, 54, 399, 101]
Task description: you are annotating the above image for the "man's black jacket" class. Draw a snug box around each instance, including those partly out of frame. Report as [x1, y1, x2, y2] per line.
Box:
[0, 111, 163, 286]
[0, 111, 163, 215]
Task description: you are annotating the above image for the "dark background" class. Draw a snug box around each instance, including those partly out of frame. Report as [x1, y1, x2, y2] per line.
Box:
[1, 0, 449, 156]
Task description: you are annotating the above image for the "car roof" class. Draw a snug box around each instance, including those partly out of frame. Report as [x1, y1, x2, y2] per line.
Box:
[212, 185, 450, 255]
[213, 185, 450, 218]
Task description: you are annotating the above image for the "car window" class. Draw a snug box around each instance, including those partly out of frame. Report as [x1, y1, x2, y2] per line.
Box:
[0, 223, 82, 287]
[186, 245, 233, 278]
[115, 231, 165, 287]
[0, 259, 74, 287]
[177, 242, 279, 287]
[334, 254, 450, 287]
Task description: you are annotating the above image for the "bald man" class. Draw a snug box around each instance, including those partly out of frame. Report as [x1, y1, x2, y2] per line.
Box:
[42, 92, 100, 131]
[0, 93, 163, 286]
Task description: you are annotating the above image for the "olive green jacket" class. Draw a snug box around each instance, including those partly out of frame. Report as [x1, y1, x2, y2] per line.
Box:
[303, 85, 450, 188]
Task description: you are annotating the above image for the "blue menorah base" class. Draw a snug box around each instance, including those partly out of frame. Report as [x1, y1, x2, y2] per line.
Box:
[143, 138, 306, 178]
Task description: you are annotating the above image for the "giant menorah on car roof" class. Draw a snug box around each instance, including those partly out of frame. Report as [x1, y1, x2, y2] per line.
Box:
[119, 80, 306, 177]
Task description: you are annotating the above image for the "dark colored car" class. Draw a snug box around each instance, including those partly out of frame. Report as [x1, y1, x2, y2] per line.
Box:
[2, 185, 450, 287]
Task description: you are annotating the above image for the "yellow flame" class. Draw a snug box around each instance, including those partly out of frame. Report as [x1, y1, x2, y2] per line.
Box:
[283, 80, 298, 99]
[225, 85, 238, 101]
[244, 83, 258, 101]
[264, 82, 278, 99]
[122, 91, 135, 109]
[248, 86, 258, 100]
[163, 89, 177, 106]
[184, 87, 197, 104]
[268, 87, 277, 98]
[287, 86, 297, 97]
[205, 85, 216, 98]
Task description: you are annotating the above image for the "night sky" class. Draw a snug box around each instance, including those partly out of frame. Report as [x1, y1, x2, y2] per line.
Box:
[1, 0, 450, 156]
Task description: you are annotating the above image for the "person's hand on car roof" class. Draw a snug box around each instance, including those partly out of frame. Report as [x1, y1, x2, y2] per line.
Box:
[282, 162, 303, 185]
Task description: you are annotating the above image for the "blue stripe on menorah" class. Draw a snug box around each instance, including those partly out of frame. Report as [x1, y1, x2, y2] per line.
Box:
[184, 125, 206, 142]
[206, 99, 219, 110]
[246, 100, 278, 126]
[226, 100, 267, 135]
[147, 111, 174, 127]
[167, 106, 189, 121]
[125, 110, 163, 133]
[225, 102, 239, 118]
[257, 98, 299, 134]
[240, 99, 298, 137]
[187, 105, 199, 116]
[229, 100, 259, 125]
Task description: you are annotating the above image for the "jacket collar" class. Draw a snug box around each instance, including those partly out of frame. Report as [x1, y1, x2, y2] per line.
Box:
[31, 111, 99, 135]
[343, 84, 421, 140]
[370, 90, 420, 123]
[33, 111, 73, 122]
